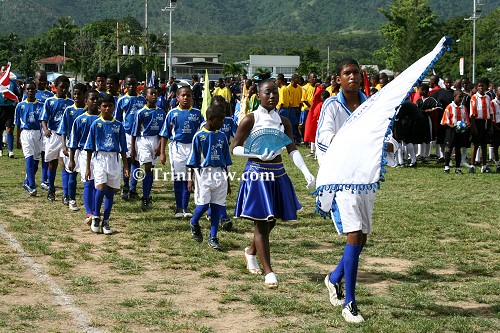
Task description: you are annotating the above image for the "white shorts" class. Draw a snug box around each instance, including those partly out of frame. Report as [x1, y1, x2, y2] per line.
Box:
[126, 133, 137, 159]
[44, 131, 62, 162]
[332, 190, 376, 235]
[78, 150, 94, 182]
[93, 151, 121, 189]
[194, 167, 228, 206]
[168, 141, 191, 181]
[20, 130, 43, 160]
[137, 136, 159, 165]
[59, 148, 81, 173]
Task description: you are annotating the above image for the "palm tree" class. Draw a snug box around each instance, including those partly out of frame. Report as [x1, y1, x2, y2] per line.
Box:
[223, 63, 246, 77]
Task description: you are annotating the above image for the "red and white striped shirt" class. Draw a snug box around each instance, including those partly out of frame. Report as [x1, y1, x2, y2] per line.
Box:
[441, 102, 469, 126]
[492, 98, 500, 123]
[470, 92, 492, 120]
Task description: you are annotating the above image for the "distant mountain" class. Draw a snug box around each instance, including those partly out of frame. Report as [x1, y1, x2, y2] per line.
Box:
[1, 0, 499, 38]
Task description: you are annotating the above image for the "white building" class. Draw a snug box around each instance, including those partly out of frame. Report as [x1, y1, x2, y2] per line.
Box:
[239, 55, 300, 79]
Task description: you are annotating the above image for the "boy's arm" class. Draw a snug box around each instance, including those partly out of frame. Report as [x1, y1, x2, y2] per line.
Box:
[85, 150, 92, 181]
[121, 152, 129, 179]
[159, 136, 168, 164]
[187, 168, 195, 193]
[41, 120, 51, 137]
[68, 148, 76, 172]
[130, 135, 137, 162]
[61, 134, 69, 156]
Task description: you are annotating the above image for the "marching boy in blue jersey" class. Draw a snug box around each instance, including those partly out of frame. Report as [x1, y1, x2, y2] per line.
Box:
[115, 74, 146, 201]
[57, 83, 88, 211]
[187, 105, 232, 250]
[131, 87, 166, 211]
[32, 70, 54, 190]
[85, 94, 129, 235]
[159, 86, 203, 218]
[39, 75, 74, 202]
[15, 82, 44, 196]
[68, 90, 101, 225]
[206, 96, 237, 230]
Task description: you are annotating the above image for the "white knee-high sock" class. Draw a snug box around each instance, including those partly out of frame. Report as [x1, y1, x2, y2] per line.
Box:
[407, 144, 416, 163]
[461, 148, 468, 165]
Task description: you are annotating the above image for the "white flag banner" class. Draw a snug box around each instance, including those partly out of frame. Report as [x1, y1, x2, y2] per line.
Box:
[315, 36, 452, 216]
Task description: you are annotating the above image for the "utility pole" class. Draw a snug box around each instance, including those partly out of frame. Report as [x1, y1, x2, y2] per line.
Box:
[465, 0, 483, 83]
[162, 0, 177, 80]
[116, 21, 120, 74]
[145, 0, 149, 84]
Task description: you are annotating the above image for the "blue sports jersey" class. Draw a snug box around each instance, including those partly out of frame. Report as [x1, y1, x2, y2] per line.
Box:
[114, 94, 146, 134]
[56, 104, 87, 140]
[187, 128, 232, 169]
[36, 90, 54, 103]
[14, 100, 44, 130]
[39, 96, 74, 131]
[131, 106, 166, 137]
[159, 107, 203, 143]
[156, 95, 168, 110]
[220, 117, 237, 143]
[200, 117, 237, 144]
[84, 117, 127, 153]
[69, 112, 100, 149]
[22, 90, 54, 103]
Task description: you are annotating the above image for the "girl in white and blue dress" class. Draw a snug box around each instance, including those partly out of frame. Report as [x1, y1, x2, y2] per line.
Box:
[231, 79, 315, 288]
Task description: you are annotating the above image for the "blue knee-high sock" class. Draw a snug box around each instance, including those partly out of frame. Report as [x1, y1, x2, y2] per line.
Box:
[182, 181, 190, 209]
[173, 180, 183, 209]
[209, 204, 222, 239]
[220, 206, 229, 220]
[61, 169, 69, 196]
[329, 255, 345, 284]
[41, 157, 48, 184]
[330, 245, 363, 284]
[130, 162, 139, 191]
[68, 172, 78, 200]
[25, 156, 36, 188]
[190, 204, 209, 226]
[48, 167, 57, 190]
[343, 244, 363, 307]
[103, 189, 115, 221]
[94, 189, 106, 218]
[7, 131, 13, 152]
[142, 173, 153, 199]
[33, 159, 39, 187]
[83, 181, 95, 215]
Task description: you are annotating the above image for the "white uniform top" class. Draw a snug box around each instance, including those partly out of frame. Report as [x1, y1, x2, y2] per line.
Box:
[251, 106, 284, 155]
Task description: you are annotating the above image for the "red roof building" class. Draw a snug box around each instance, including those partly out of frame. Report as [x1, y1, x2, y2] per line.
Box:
[36, 55, 73, 73]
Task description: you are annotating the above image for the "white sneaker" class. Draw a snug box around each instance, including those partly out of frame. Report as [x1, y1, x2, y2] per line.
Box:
[102, 219, 113, 235]
[324, 274, 344, 306]
[342, 301, 365, 323]
[68, 200, 80, 211]
[8, 151, 14, 158]
[91, 216, 101, 233]
[0, 150, 3, 157]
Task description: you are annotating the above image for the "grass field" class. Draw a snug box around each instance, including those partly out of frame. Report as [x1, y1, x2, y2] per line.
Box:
[0, 145, 498, 333]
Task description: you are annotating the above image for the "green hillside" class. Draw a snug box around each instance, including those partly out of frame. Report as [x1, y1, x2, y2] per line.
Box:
[1, 0, 499, 37]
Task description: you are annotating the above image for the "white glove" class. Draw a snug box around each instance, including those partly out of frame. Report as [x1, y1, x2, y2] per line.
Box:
[233, 146, 278, 161]
[259, 148, 278, 161]
[304, 172, 316, 190]
[290, 150, 316, 190]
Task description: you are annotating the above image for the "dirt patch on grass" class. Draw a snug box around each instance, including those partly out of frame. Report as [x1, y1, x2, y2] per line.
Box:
[363, 257, 412, 273]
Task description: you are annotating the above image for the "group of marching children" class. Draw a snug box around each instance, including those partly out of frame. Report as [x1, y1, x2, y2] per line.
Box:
[15, 71, 237, 248]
